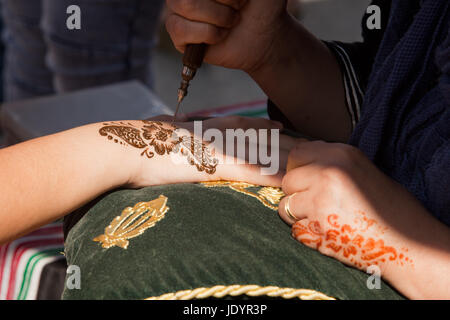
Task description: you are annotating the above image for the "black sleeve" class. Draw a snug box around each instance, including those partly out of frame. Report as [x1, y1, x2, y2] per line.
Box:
[331, 0, 392, 90]
[268, 0, 392, 131]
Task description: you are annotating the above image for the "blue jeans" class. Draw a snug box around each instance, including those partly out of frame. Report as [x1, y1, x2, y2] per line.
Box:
[1, 0, 164, 101]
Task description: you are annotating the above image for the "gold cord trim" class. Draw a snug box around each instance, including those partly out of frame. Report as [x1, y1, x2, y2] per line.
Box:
[201, 181, 285, 211]
[145, 284, 335, 300]
[93, 195, 169, 249]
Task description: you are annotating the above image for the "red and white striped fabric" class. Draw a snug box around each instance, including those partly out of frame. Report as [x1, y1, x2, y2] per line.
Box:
[0, 223, 64, 300]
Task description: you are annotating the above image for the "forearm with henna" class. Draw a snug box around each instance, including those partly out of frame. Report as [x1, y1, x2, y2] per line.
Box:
[292, 212, 413, 271]
[0, 120, 219, 243]
[289, 172, 450, 299]
[98, 120, 219, 175]
[280, 141, 450, 299]
[0, 117, 288, 243]
[293, 209, 450, 299]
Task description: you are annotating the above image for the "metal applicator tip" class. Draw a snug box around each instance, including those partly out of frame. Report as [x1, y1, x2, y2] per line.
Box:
[172, 89, 186, 123]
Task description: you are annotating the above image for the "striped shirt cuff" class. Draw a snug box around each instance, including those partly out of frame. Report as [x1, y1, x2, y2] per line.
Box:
[324, 41, 364, 130]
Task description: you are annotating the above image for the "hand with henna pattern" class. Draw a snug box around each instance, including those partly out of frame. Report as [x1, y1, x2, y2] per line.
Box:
[0, 115, 297, 244]
[99, 116, 299, 188]
[278, 141, 450, 299]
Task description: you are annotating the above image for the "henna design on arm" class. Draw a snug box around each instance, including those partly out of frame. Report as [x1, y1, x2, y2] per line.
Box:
[99, 125, 148, 149]
[174, 135, 219, 174]
[99, 121, 218, 174]
[142, 121, 181, 155]
[292, 211, 413, 270]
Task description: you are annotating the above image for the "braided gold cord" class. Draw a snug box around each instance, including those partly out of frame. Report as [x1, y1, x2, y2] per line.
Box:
[142, 186, 328, 301]
[145, 285, 335, 300]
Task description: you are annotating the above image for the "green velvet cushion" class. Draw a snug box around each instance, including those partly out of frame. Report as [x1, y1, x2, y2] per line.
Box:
[62, 183, 403, 300]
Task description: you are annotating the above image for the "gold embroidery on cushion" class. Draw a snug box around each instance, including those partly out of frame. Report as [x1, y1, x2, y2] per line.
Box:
[257, 187, 285, 206]
[93, 195, 169, 250]
[201, 181, 285, 211]
[145, 284, 335, 300]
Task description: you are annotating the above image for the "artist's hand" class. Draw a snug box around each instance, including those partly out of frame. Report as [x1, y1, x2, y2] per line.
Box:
[278, 141, 450, 299]
[119, 116, 299, 188]
[165, 0, 290, 73]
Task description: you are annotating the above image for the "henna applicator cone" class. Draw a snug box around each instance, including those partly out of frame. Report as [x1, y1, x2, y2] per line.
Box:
[173, 43, 207, 121]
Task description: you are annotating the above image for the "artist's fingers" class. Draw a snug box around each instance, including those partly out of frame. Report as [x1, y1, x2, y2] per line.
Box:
[286, 140, 364, 173]
[278, 192, 311, 225]
[204, 116, 309, 153]
[247, 142, 289, 171]
[278, 135, 303, 152]
[208, 117, 304, 153]
[200, 117, 297, 172]
[211, 140, 287, 172]
[167, 0, 240, 28]
[177, 117, 282, 141]
[173, 113, 190, 122]
[285, 140, 323, 172]
[281, 166, 321, 196]
[203, 116, 283, 131]
[166, 13, 229, 52]
[189, 117, 300, 155]
[214, 0, 248, 11]
[216, 160, 285, 187]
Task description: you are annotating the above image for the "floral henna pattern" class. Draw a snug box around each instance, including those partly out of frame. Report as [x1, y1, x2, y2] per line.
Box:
[291, 221, 324, 249]
[173, 135, 219, 174]
[292, 212, 413, 270]
[99, 121, 218, 174]
[99, 124, 148, 149]
[142, 121, 181, 155]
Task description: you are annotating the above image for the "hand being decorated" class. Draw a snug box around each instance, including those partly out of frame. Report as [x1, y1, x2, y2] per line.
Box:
[277, 141, 450, 298]
[98, 115, 299, 189]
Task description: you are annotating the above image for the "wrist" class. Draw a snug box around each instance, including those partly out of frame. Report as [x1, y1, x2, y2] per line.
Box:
[91, 122, 143, 189]
[247, 13, 299, 80]
[380, 221, 450, 299]
[116, 144, 143, 188]
[112, 120, 216, 188]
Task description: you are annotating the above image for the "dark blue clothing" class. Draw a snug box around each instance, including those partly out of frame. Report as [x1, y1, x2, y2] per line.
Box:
[269, 0, 450, 226]
[349, 0, 450, 226]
